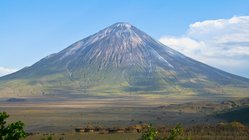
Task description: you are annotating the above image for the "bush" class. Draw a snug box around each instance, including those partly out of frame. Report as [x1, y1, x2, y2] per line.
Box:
[0, 112, 26, 140]
[141, 124, 159, 140]
[229, 121, 245, 129]
[141, 124, 191, 140]
[166, 124, 190, 140]
[42, 136, 53, 140]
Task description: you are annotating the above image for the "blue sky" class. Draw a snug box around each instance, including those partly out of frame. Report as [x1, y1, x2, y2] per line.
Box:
[1, 0, 249, 78]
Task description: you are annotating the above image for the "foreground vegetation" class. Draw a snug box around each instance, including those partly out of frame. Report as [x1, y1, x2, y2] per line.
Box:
[142, 124, 190, 140]
[141, 122, 249, 140]
[0, 112, 26, 140]
[1, 111, 249, 140]
[24, 122, 249, 140]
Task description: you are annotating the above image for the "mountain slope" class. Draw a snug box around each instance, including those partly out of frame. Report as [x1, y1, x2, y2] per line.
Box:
[0, 22, 249, 97]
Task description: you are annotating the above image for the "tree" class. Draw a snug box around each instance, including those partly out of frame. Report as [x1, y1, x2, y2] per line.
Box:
[0, 112, 26, 140]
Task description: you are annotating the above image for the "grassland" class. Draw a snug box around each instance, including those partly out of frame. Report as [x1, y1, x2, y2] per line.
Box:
[0, 95, 248, 140]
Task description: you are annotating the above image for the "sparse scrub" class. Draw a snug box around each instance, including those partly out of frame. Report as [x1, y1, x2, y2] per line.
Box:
[141, 124, 159, 140]
[141, 124, 190, 140]
[166, 124, 190, 140]
[41, 135, 53, 140]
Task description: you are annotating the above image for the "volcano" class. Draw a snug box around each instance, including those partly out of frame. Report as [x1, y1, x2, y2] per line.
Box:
[0, 22, 249, 97]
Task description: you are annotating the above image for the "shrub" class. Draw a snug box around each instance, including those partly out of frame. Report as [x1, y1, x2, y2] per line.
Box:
[141, 124, 191, 140]
[229, 121, 245, 129]
[141, 124, 159, 140]
[0, 112, 27, 140]
[166, 124, 190, 140]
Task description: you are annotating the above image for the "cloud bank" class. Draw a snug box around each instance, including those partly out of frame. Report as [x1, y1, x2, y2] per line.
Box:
[0, 67, 18, 77]
[159, 16, 249, 78]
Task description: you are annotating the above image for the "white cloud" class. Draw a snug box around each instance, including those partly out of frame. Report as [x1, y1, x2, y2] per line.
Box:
[0, 67, 18, 77]
[188, 16, 249, 43]
[159, 16, 249, 78]
[159, 36, 205, 55]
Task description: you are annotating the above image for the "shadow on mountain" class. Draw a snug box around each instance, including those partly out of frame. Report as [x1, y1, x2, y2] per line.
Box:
[216, 106, 249, 125]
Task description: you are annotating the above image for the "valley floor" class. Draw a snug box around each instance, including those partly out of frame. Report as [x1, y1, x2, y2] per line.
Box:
[0, 95, 248, 139]
[0, 95, 225, 133]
